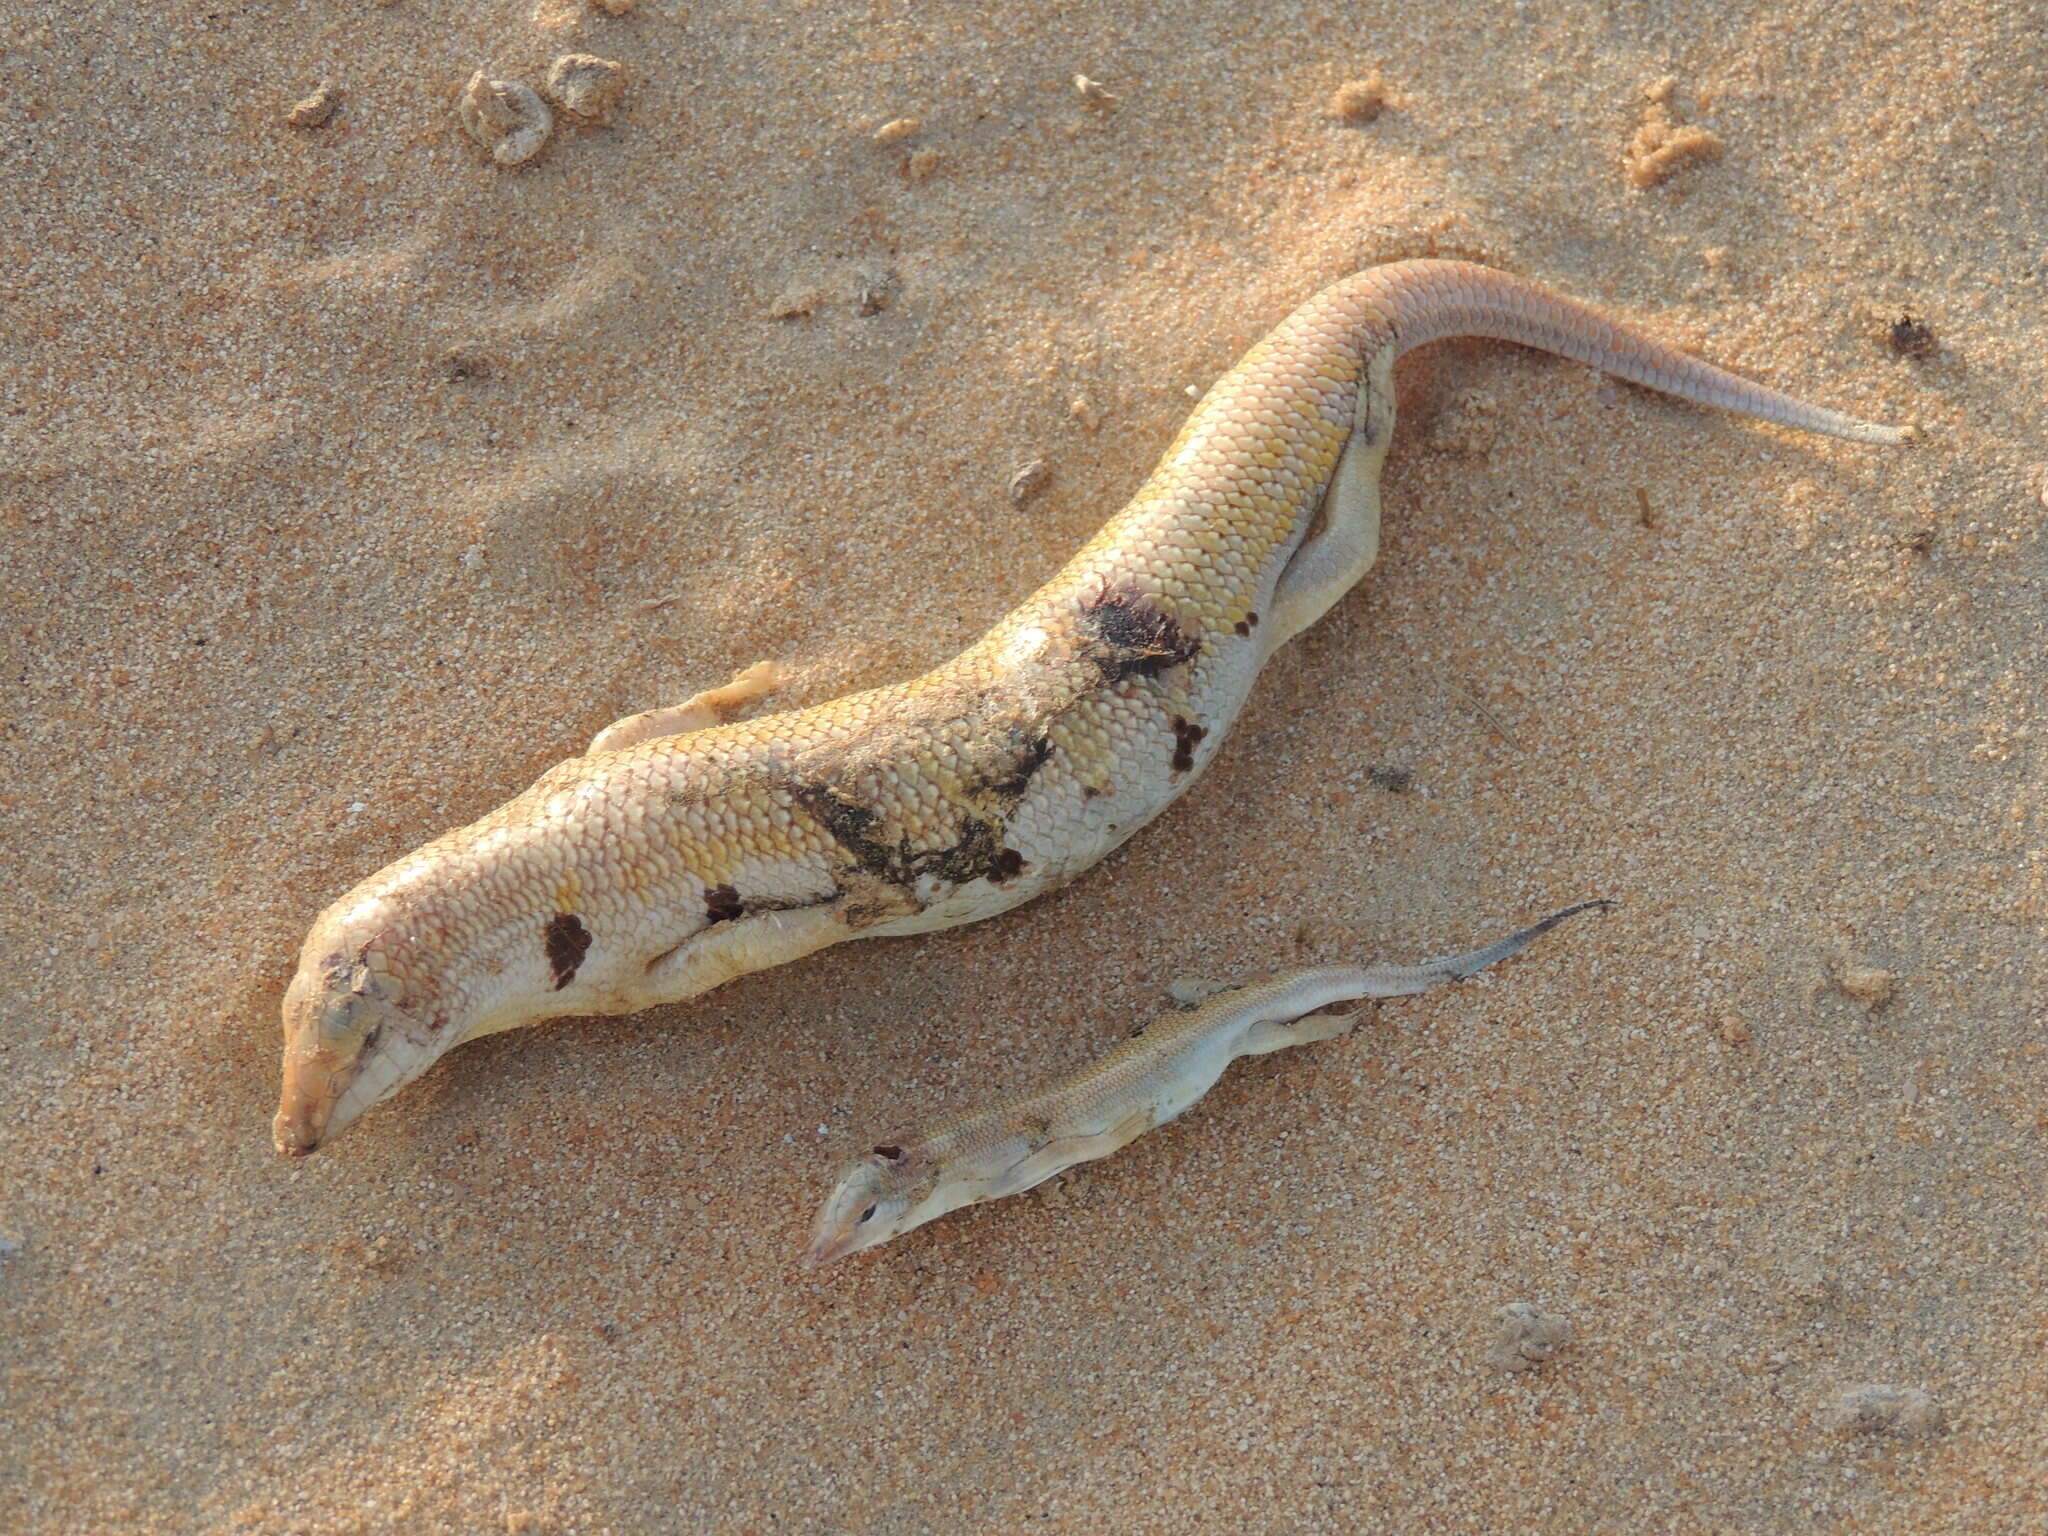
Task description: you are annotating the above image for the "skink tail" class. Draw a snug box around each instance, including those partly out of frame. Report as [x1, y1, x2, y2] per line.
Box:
[1356, 259, 1914, 445]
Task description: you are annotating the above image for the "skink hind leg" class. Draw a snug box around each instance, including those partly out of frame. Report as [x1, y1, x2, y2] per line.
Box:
[1264, 349, 1398, 647]
[1240, 1004, 1367, 1055]
[587, 659, 791, 754]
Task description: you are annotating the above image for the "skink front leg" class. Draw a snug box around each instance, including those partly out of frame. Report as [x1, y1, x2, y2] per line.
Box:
[587, 659, 792, 754]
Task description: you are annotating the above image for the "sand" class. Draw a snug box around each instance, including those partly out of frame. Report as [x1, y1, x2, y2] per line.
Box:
[4, 1, 2044, 1531]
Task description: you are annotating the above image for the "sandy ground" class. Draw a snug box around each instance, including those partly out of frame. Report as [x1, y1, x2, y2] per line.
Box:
[4, 1, 2045, 1531]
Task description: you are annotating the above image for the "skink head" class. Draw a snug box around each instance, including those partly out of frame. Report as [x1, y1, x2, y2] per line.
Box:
[801, 1142, 931, 1267]
[272, 889, 459, 1157]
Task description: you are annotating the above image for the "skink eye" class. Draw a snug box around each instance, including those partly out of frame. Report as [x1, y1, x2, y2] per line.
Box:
[858, 1204, 878, 1224]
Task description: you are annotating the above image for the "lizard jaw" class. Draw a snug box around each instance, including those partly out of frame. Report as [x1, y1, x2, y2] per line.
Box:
[272, 1025, 445, 1155]
[272, 949, 450, 1156]
[272, 1042, 351, 1156]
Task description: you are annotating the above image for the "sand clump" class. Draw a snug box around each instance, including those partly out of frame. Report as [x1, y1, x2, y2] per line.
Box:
[458, 71, 554, 165]
[1625, 76, 1725, 188]
[544, 54, 627, 124]
[1008, 458, 1053, 506]
[1823, 1384, 1945, 1440]
[1831, 960, 1898, 1010]
[1488, 1302, 1572, 1373]
[457, 55, 626, 166]
[1329, 75, 1389, 123]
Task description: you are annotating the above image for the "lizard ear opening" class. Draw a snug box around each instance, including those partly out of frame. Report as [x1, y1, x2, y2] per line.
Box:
[872, 1144, 905, 1163]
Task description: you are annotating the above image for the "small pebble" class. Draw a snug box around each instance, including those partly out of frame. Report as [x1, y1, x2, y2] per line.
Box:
[459, 72, 554, 167]
[903, 148, 941, 182]
[1823, 1384, 1944, 1439]
[0, 1230, 23, 1261]
[1834, 964, 1896, 1011]
[1007, 459, 1052, 506]
[872, 116, 922, 146]
[287, 79, 343, 129]
[1073, 74, 1118, 111]
[1067, 394, 1099, 431]
[1328, 76, 1386, 123]
[436, 347, 491, 381]
[766, 285, 825, 321]
[1885, 314, 1937, 359]
[544, 54, 627, 124]
[1488, 1302, 1570, 1373]
[854, 271, 895, 317]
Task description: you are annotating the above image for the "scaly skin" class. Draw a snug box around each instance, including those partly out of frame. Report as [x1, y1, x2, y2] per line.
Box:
[275, 261, 1909, 1156]
[803, 901, 1612, 1265]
